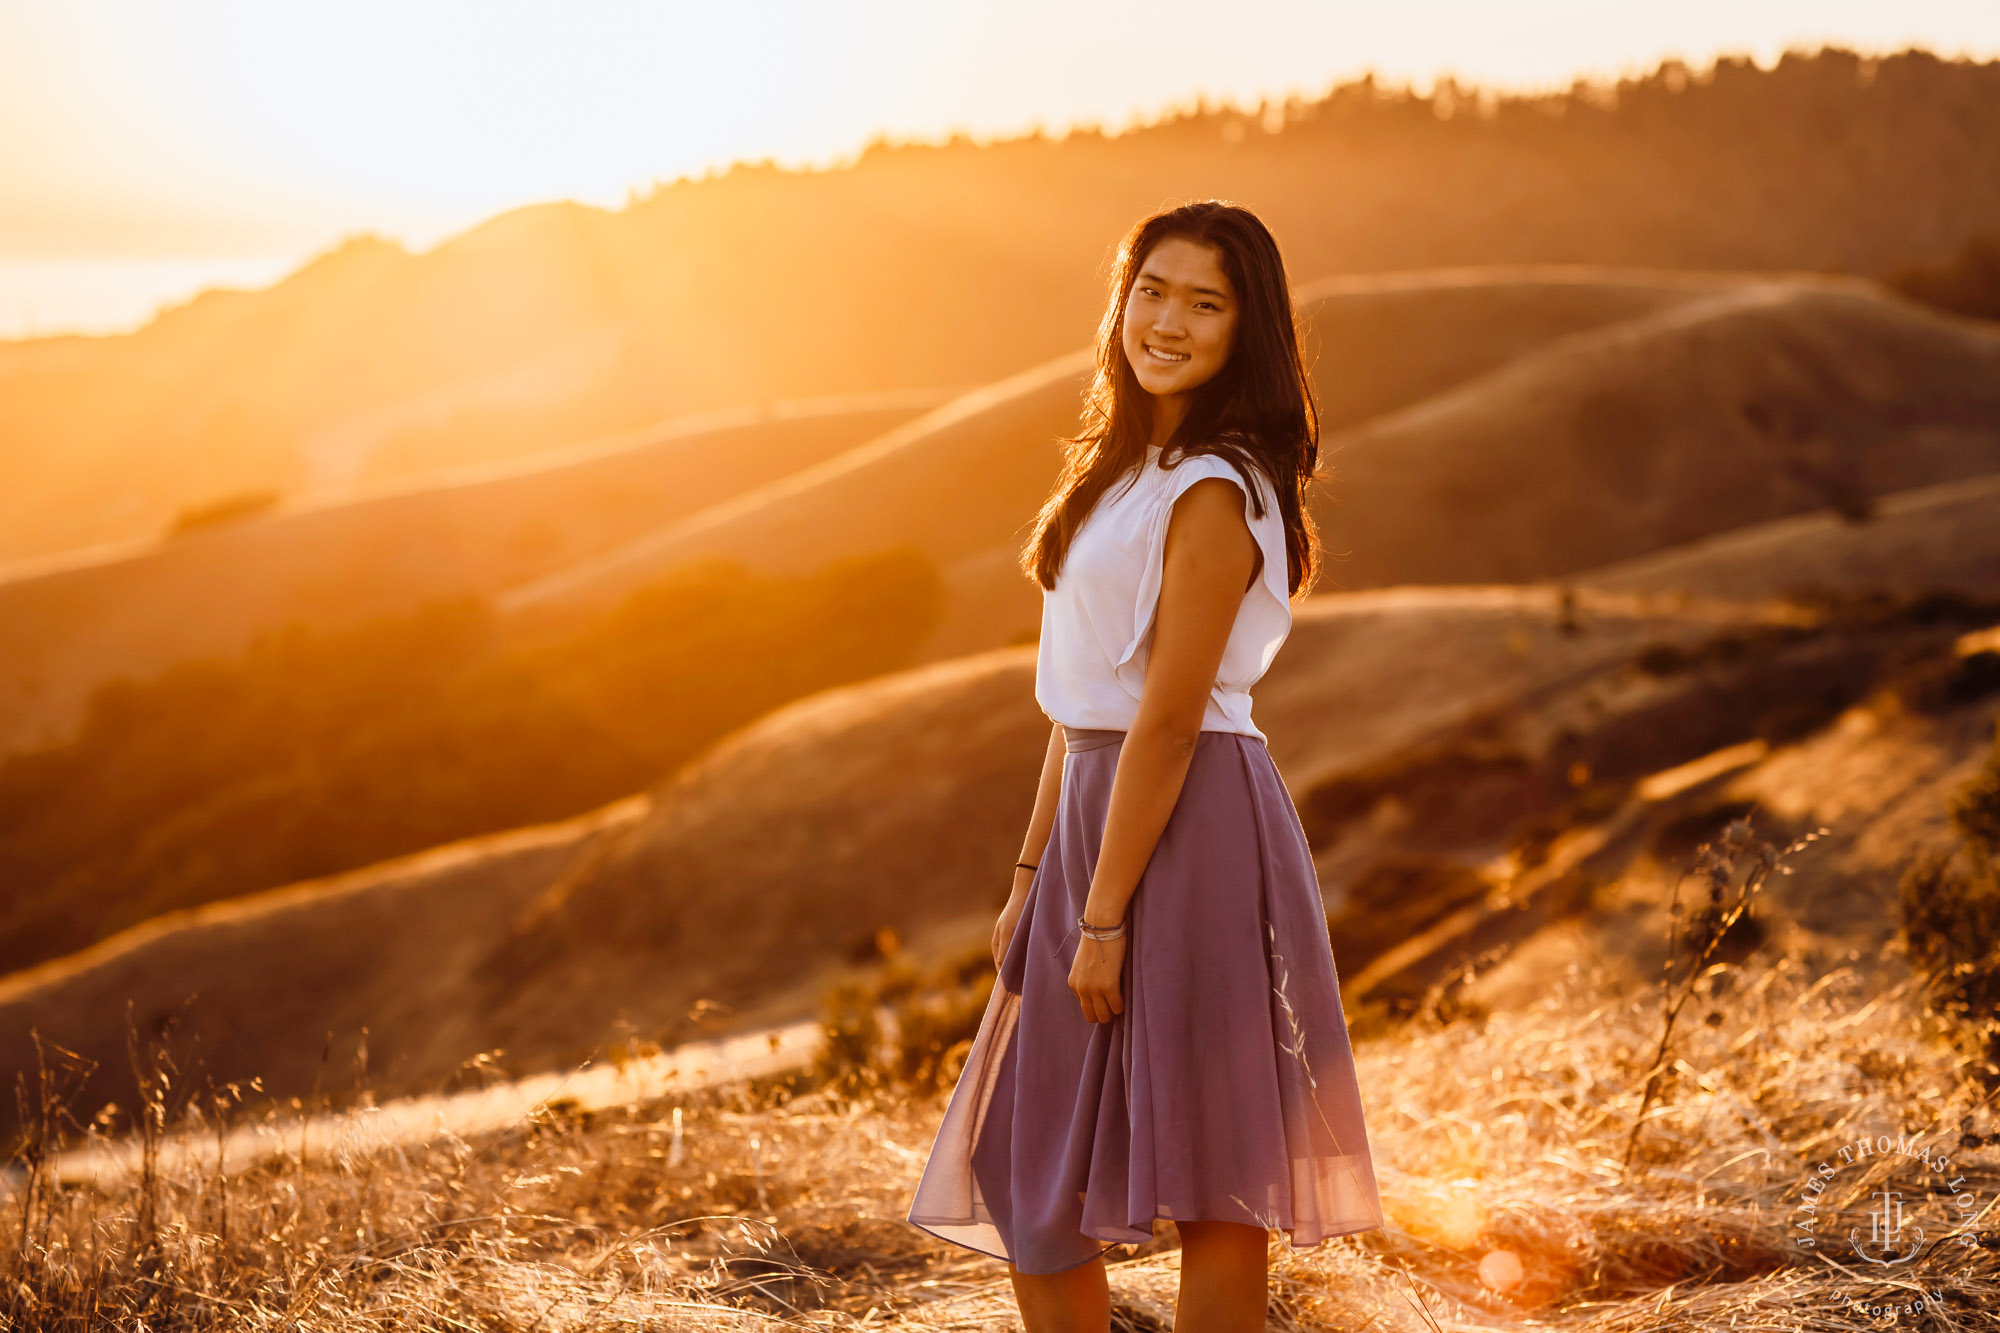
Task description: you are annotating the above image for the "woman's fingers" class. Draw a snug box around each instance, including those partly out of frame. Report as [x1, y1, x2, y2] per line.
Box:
[1067, 937, 1128, 1022]
[992, 894, 1027, 970]
[1072, 982, 1121, 1023]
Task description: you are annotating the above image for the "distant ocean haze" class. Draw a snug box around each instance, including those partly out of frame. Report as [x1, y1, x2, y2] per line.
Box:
[0, 254, 305, 340]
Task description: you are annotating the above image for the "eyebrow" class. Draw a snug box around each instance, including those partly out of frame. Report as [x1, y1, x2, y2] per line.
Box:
[1137, 268, 1231, 299]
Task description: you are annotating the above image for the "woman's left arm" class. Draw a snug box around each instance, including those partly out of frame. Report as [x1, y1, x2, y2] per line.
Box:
[1067, 476, 1259, 1022]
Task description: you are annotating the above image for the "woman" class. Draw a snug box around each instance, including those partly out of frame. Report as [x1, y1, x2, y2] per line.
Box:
[905, 200, 1384, 1331]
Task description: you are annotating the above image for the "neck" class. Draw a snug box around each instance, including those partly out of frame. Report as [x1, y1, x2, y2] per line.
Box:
[1146, 392, 1189, 450]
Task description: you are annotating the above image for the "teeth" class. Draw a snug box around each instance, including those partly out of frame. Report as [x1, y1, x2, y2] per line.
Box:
[1146, 343, 1190, 362]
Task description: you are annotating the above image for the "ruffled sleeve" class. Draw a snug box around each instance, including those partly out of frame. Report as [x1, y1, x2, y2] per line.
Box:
[1110, 452, 1294, 698]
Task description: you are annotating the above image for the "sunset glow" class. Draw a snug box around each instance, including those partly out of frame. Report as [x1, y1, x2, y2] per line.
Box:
[4, 0, 1999, 335]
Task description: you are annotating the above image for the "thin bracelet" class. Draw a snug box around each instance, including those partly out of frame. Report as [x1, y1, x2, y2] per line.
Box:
[1015, 860, 1038, 871]
[1051, 913, 1127, 960]
[1076, 913, 1127, 941]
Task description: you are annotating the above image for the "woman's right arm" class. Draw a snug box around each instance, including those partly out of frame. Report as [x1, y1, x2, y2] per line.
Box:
[994, 720, 1066, 966]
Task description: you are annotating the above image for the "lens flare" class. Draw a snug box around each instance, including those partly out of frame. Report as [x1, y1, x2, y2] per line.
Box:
[1479, 1247, 1524, 1291]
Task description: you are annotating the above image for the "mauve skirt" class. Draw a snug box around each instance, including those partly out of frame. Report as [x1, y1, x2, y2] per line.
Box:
[904, 725, 1384, 1274]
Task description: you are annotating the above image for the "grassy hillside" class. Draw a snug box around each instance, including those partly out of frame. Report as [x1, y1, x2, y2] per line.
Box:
[1313, 281, 2000, 588]
[3, 265, 1996, 1057]
[1577, 472, 2000, 602]
[0, 266, 1740, 759]
[498, 276, 2000, 652]
[3, 47, 1998, 568]
[0, 396, 940, 756]
[6, 509, 1996, 1139]
[0, 548, 944, 975]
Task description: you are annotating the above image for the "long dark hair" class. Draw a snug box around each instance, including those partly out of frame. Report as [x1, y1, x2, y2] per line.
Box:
[1023, 199, 1324, 595]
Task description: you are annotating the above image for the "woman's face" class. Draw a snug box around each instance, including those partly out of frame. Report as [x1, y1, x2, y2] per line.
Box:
[1120, 236, 1239, 401]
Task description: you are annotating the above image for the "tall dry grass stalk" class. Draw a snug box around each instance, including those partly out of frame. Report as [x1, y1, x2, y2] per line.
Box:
[1623, 815, 1829, 1175]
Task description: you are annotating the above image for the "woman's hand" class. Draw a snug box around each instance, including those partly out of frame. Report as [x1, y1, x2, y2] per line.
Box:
[991, 888, 1030, 971]
[1068, 931, 1128, 1023]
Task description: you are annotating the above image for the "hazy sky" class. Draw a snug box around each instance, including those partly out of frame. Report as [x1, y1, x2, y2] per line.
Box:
[2, 0, 1996, 333]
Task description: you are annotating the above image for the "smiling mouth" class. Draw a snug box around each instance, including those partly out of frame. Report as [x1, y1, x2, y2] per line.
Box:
[1144, 343, 1191, 364]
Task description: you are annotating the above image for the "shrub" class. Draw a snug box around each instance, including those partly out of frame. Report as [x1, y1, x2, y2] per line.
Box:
[1899, 731, 2000, 1083]
[813, 941, 994, 1096]
[164, 488, 281, 536]
[1888, 232, 2000, 322]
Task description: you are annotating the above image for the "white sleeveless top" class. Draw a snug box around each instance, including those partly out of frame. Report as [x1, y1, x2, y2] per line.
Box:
[1034, 443, 1294, 743]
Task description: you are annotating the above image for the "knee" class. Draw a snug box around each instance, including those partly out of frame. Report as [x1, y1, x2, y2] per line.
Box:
[1008, 1256, 1111, 1333]
[1177, 1218, 1271, 1257]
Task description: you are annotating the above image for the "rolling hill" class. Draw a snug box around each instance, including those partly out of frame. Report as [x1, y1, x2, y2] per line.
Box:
[0, 393, 945, 756]
[3, 266, 1997, 1021]
[1574, 471, 2000, 602]
[0, 265, 1749, 757]
[6, 465, 1996, 1136]
[497, 275, 2000, 654]
[1313, 279, 2000, 587]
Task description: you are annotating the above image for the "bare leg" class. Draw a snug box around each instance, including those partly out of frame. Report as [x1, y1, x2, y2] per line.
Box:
[1173, 1219, 1270, 1333]
[1008, 1249, 1111, 1333]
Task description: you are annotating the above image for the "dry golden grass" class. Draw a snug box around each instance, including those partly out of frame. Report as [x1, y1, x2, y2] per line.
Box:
[8, 896, 1998, 1332]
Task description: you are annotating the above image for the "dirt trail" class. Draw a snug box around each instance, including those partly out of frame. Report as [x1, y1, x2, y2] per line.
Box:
[19, 1019, 824, 1193]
